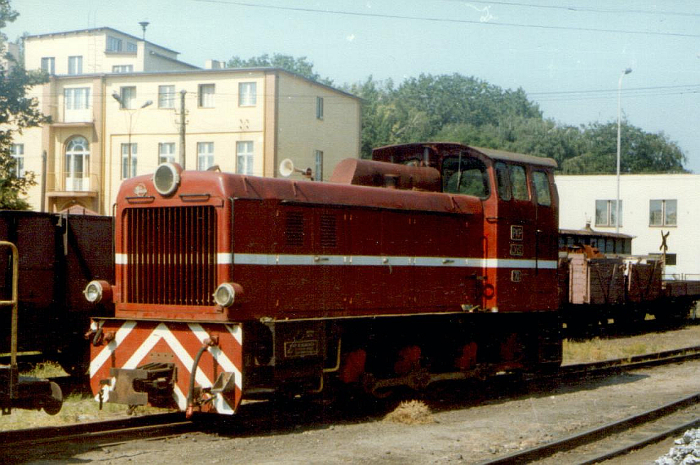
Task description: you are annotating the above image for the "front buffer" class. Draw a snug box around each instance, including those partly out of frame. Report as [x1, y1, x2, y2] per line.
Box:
[89, 319, 243, 415]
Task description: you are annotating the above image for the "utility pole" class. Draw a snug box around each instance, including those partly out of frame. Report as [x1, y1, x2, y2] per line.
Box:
[179, 90, 186, 167]
[40, 150, 46, 212]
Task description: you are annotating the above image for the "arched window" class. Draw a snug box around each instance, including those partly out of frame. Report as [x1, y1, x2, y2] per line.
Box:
[65, 136, 90, 191]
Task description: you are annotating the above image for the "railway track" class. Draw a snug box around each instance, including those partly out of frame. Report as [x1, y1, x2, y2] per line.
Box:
[556, 344, 700, 378]
[1, 345, 699, 462]
[480, 392, 700, 464]
[0, 413, 194, 462]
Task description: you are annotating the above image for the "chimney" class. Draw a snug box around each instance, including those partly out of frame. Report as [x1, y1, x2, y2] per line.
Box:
[205, 59, 224, 70]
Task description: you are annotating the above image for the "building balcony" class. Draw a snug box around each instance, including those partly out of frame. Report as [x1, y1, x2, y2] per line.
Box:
[45, 173, 100, 197]
[54, 108, 94, 126]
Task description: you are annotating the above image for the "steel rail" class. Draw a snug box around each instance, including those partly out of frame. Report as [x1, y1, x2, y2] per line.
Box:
[480, 393, 700, 464]
[552, 344, 700, 379]
[0, 412, 192, 453]
[0, 345, 699, 457]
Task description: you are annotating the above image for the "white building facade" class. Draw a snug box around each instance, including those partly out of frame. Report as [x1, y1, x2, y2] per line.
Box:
[555, 174, 700, 279]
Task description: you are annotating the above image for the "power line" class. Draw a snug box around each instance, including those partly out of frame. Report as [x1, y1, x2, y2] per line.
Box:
[191, 0, 700, 39]
[447, 0, 700, 18]
[529, 83, 700, 96]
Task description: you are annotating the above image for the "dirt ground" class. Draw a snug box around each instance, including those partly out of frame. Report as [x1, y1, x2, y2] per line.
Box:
[10, 325, 700, 464]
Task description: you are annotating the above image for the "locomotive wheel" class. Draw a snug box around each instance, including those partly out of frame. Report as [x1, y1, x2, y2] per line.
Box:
[42, 381, 63, 416]
[55, 342, 90, 379]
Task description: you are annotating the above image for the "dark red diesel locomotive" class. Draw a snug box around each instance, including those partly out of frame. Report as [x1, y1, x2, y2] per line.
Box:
[86, 143, 561, 415]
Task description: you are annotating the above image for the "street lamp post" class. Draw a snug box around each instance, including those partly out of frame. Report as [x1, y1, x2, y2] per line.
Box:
[616, 68, 632, 235]
[112, 92, 152, 178]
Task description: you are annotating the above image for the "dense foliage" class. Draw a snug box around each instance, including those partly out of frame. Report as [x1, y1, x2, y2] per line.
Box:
[227, 53, 334, 86]
[229, 53, 687, 173]
[348, 75, 687, 173]
[0, 0, 48, 209]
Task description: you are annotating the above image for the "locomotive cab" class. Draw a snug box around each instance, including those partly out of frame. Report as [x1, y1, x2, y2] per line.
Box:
[372, 143, 560, 313]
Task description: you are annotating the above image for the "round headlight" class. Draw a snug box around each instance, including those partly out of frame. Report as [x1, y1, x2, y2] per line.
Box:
[153, 163, 181, 196]
[84, 280, 112, 304]
[214, 283, 236, 307]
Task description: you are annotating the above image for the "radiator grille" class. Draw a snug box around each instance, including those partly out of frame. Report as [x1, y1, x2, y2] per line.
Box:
[320, 214, 337, 248]
[123, 206, 217, 306]
[284, 211, 304, 247]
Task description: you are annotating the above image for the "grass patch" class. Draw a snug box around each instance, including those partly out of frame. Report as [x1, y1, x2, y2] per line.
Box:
[564, 337, 662, 364]
[21, 361, 67, 378]
[384, 400, 435, 425]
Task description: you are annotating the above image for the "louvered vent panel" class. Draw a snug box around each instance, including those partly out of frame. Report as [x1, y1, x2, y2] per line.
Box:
[320, 214, 337, 248]
[284, 211, 304, 246]
[123, 206, 217, 306]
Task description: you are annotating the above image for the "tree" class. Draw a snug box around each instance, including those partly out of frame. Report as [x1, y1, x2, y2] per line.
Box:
[0, 0, 49, 210]
[227, 53, 333, 86]
[560, 122, 687, 174]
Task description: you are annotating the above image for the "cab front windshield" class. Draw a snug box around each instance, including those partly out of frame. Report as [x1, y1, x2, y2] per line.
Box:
[442, 155, 490, 199]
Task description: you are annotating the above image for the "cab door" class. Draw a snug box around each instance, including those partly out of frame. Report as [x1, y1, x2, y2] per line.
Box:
[488, 161, 538, 312]
[529, 169, 559, 309]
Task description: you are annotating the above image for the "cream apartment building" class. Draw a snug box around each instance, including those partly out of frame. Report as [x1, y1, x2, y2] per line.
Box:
[11, 27, 361, 214]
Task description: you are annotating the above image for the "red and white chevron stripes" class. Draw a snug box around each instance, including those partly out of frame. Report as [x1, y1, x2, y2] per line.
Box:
[89, 319, 243, 414]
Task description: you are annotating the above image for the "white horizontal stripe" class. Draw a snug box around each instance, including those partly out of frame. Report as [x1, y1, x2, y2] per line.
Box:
[232, 253, 557, 270]
[117, 252, 557, 270]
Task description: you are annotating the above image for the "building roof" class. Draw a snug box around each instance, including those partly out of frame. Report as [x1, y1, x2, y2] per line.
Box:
[52, 67, 360, 101]
[25, 26, 179, 55]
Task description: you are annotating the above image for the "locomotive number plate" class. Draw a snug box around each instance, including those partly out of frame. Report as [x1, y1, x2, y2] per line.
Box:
[284, 340, 319, 358]
[510, 243, 524, 256]
[511, 270, 522, 282]
[510, 225, 524, 241]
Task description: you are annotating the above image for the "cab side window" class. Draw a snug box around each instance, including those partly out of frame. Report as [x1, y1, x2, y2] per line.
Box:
[509, 165, 529, 201]
[532, 170, 552, 206]
[495, 162, 511, 201]
[442, 155, 490, 199]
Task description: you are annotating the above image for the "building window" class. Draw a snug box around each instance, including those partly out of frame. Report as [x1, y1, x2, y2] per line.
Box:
[126, 42, 137, 53]
[197, 142, 214, 170]
[238, 82, 256, 106]
[650, 199, 677, 227]
[68, 56, 83, 75]
[650, 252, 677, 266]
[158, 85, 175, 108]
[10, 144, 24, 178]
[64, 87, 90, 110]
[65, 136, 90, 191]
[198, 84, 215, 108]
[106, 36, 122, 52]
[121, 143, 137, 179]
[119, 86, 136, 109]
[236, 141, 254, 175]
[314, 150, 323, 181]
[595, 199, 622, 227]
[159, 142, 176, 164]
[41, 57, 55, 74]
[316, 97, 324, 120]
[112, 65, 133, 73]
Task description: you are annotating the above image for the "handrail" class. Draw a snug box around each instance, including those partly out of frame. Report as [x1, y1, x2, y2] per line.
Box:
[0, 241, 18, 401]
[0, 241, 18, 367]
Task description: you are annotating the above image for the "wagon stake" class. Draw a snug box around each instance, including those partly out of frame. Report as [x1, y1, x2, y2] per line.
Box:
[185, 337, 220, 418]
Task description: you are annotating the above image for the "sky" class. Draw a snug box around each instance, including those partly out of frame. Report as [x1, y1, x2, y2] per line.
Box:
[6, 0, 700, 172]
